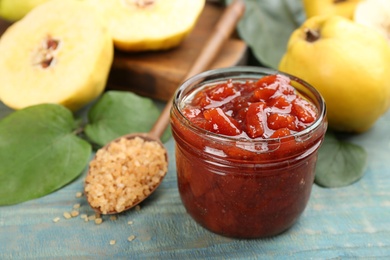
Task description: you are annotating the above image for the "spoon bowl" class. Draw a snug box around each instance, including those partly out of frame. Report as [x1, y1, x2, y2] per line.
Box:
[85, 0, 246, 215]
[85, 133, 168, 215]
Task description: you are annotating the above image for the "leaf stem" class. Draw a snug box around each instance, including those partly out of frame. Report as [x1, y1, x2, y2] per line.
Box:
[72, 126, 84, 136]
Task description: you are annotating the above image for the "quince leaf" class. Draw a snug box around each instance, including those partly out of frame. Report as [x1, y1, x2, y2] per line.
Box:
[0, 104, 91, 205]
[85, 91, 170, 147]
[228, 0, 305, 68]
[315, 132, 367, 188]
[0, 100, 14, 119]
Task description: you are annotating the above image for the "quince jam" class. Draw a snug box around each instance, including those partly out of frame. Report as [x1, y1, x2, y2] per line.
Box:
[170, 68, 327, 238]
[181, 74, 317, 139]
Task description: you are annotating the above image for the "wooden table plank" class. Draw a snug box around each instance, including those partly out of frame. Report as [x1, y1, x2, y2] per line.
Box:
[0, 106, 389, 258]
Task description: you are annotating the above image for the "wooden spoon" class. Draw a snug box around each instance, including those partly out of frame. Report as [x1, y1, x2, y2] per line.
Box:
[85, 0, 246, 215]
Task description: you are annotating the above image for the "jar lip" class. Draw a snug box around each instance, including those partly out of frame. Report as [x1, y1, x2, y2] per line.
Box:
[173, 66, 327, 143]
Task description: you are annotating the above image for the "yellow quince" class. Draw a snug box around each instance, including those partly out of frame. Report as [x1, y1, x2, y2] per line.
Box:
[303, 0, 362, 19]
[0, 0, 50, 22]
[83, 0, 205, 52]
[279, 15, 390, 133]
[0, 0, 114, 112]
[354, 0, 390, 43]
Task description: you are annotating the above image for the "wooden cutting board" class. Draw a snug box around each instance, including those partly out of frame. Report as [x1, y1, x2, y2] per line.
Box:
[0, 2, 247, 102]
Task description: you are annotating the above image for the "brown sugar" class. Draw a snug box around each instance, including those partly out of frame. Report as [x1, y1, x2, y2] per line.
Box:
[85, 137, 167, 214]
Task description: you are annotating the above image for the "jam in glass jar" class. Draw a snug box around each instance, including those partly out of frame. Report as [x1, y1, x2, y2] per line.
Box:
[170, 66, 327, 238]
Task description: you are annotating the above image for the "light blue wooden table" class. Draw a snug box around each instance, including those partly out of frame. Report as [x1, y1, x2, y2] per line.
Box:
[0, 107, 389, 259]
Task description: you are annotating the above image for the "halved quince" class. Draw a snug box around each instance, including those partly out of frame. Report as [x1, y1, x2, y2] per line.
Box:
[0, 0, 114, 111]
[84, 0, 205, 51]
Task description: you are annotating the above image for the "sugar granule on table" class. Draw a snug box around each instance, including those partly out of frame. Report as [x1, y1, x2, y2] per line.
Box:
[85, 137, 168, 214]
[63, 212, 72, 219]
[71, 211, 79, 217]
[95, 218, 103, 225]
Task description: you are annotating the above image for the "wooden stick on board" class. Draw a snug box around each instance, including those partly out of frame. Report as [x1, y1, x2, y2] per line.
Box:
[149, 0, 246, 139]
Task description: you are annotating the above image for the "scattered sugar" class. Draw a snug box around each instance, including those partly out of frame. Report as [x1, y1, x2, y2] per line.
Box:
[63, 212, 72, 219]
[95, 218, 103, 225]
[88, 215, 96, 221]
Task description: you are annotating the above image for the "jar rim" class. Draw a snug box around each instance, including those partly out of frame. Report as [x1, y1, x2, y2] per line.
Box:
[173, 66, 327, 144]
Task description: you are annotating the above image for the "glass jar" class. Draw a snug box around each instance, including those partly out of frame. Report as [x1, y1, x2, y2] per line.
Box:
[170, 66, 327, 238]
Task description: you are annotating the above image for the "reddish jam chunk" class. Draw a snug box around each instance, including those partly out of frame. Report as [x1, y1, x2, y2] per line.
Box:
[183, 75, 318, 139]
[203, 108, 242, 136]
[207, 81, 236, 101]
[270, 128, 292, 138]
[267, 113, 298, 131]
[253, 84, 277, 101]
[255, 74, 278, 87]
[292, 98, 317, 123]
[245, 102, 266, 138]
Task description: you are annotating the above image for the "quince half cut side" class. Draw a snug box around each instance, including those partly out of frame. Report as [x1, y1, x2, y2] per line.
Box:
[0, 0, 114, 112]
[84, 0, 205, 52]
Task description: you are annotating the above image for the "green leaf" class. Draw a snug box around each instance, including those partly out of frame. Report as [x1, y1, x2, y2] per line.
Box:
[315, 132, 367, 188]
[0, 101, 14, 119]
[84, 91, 170, 147]
[230, 0, 305, 68]
[0, 104, 91, 205]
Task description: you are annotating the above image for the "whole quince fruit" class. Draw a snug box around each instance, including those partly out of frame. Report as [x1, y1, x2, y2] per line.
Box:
[0, 0, 50, 22]
[83, 0, 205, 52]
[303, 0, 361, 19]
[279, 15, 390, 133]
[0, 0, 114, 112]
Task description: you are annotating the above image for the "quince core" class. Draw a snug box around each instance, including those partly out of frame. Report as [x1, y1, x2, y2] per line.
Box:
[0, 0, 114, 112]
[85, 0, 206, 51]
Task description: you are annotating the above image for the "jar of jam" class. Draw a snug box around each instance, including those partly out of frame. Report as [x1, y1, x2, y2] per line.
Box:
[170, 66, 327, 238]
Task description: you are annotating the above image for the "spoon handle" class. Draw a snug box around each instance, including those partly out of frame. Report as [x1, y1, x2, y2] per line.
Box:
[150, 0, 246, 139]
